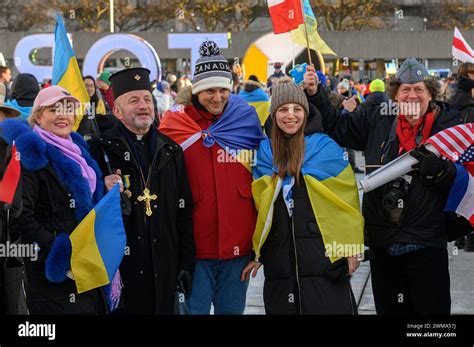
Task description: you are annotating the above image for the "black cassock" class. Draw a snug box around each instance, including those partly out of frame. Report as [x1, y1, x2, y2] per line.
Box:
[88, 123, 195, 314]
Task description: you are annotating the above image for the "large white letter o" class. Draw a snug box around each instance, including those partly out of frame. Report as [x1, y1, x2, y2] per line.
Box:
[82, 34, 161, 81]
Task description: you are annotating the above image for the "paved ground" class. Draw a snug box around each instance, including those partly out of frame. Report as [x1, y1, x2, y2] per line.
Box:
[244, 151, 474, 315]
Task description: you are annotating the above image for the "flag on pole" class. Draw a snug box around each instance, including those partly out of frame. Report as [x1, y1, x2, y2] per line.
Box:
[0, 143, 21, 204]
[426, 123, 474, 226]
[267, 0, 304, 34]
[290, 0, 336, 56]
[453, 27, 474, 64]
[52, 13, 89, 131]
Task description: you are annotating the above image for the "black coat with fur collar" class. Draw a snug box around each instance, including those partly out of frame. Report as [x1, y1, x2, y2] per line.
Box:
[0, 119, 106, 314]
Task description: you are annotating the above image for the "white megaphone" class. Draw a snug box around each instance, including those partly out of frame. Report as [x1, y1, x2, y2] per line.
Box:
[358, 143, 440, 193]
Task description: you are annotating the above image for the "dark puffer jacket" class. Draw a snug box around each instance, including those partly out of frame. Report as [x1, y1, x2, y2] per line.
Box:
[260, 177, 357, 315]
[260, 114, 356, 315]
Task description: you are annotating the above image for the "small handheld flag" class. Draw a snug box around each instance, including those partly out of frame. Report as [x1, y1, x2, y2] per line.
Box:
[69, 184, 127, 303]
[267, 0, 304, 34]
[426, 123, 474, 226]
[0, 143, 21, 205]
[290, 0, 336, 64]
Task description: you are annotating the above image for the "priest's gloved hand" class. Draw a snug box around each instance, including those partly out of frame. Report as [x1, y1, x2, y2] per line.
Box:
[410, 145, 449, 181]
[176, 270, 192, 298]
[45, 233, 72, 283]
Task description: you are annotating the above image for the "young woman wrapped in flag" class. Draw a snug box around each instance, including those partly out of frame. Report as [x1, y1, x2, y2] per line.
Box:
[241, 78, 364, 314]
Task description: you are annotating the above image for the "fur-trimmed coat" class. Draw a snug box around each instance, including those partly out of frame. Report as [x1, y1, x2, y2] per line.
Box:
[0, 119, 107, 314]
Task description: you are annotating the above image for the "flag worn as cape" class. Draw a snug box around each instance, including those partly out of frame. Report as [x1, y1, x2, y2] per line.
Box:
[252, 133, 364, 262]
[159, 94, 265, 172]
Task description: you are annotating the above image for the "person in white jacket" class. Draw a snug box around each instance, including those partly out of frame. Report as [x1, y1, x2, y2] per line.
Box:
[153, 81, 175, 120]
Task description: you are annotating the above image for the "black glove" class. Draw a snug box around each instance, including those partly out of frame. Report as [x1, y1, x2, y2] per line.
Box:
[410, 145, 449, 181]
[176, 270, 192, 298]
[323, 258, 348, 282]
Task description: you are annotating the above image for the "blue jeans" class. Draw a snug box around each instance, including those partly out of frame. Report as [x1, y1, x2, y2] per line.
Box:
[187, 255, 250, 315]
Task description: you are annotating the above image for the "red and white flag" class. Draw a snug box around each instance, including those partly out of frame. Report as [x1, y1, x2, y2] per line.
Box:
[453, 27, 474, 63]
[0, 143, 21, 204]
[267, 0, 304, 34]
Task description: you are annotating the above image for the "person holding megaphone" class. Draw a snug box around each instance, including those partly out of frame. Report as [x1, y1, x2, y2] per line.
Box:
[303, 58, 468, 315]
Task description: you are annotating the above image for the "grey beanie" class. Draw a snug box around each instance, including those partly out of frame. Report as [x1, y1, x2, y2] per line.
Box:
[270, 77, 309, 117]
[396, 58, 430, 84]
[192, 40, 233, 95]
[338, 79, 350, 91]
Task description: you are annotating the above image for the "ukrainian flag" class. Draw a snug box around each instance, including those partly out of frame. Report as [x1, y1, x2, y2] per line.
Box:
[290, 0, 336, 56]
[160, 94, 265, 172]
[252, 133, 364, 263]
[52, 14, 90, 131]
[239, 87, 271, 127]
[69, 184, 126, 295]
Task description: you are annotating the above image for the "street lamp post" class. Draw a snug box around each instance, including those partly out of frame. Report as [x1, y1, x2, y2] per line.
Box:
[110, 0, 114, 33]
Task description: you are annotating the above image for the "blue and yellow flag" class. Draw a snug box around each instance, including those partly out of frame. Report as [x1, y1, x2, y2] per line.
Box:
[239, 87, 271, 127]
[290, 0, 336, 56]
[69, 184, 126, 296]
[252, 133, 364, 263]
[52, 14, 89, 131]
[160, 94, 265, 172]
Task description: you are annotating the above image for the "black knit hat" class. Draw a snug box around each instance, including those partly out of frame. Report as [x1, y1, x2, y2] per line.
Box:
[110, 67, 152, 99]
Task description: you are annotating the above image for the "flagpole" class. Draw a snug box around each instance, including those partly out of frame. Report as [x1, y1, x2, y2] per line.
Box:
[292, 41, 295, 68]
[301, 0, 312, 66]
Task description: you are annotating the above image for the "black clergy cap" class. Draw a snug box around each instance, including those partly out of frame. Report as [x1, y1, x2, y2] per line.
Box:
[109, 67, 152, 99]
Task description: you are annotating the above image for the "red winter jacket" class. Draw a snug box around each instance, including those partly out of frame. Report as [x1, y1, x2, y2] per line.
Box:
[183, 104, 257, 260]
[100, 87, 115, 111]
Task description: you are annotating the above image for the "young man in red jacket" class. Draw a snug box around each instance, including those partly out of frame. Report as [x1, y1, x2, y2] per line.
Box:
[160, 40, 264, 314]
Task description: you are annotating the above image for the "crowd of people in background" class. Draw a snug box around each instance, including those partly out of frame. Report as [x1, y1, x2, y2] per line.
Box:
[0, 50, 473, 315]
